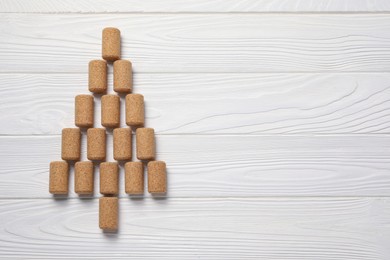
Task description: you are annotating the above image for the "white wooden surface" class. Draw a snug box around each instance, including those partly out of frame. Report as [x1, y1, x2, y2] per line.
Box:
[0, 1, 390, 259]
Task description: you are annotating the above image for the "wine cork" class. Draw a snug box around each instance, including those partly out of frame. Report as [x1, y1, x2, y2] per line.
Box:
[113, 128, 132, 161]
[126, 94, 144, 127]
[87, 128, 106, 161]
[113, 60, 132, 93]
[102, 27, 121, 62]
[61, 128, 81, 161]
[125, 162, 144, 194]
[100, 162, 119, 195]
[49, 161, 69, 194]
[147, 161, 167, 194]
[101, 94, 120, 128]
[99, 197, 118, 231]
[136, 128, 155, 160]
[75, 94, 94, 128]
[75, 161, 94, 195]
[88, 60, 107, 94]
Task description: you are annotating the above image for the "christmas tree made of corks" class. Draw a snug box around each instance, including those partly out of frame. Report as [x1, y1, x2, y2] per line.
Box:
[49, 27, 167, 232]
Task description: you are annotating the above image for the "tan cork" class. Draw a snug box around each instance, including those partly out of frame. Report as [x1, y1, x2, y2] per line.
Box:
[125, 162, 144, 194]
[74, 161, 94, 195]
[147, 161, 167, 194]
[88, 60, 107, 94]
[61, 128, 81, 161]
[87, 128, 106, 161]
[113, 128, 132, 161]
[136, 128, 155, 160]
[126, 94, 144, 127]
[101, 94, 120, 128]
[102, 27, 121, 62]
[113, 60, 132, 93]
[100, 162, 119, 195]
[75, 94, 94, 128]
[49, 161, 69, 194]
[99, 197, 118, 231]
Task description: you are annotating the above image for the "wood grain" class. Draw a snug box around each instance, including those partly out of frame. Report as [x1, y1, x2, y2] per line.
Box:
[1, 14, 390, 73]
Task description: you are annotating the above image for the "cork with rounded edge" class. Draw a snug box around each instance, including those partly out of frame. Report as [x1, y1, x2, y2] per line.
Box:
[113, 128, 132, 161]
[113, 60, 132, 93]
[75, 94, 94, 128]
[147, 161, 167, 194]
[100, 162, 119, 195]
[88, 60, 107, 93]
[102, 27, 121, 62]
[99, 197, 118, 230]
[61, 128, 81, 161]
[75, 161, 94, 195]
[125, 162, 144, 194]
[136, 128, 155, 160]
[101, 94, 120, 128]
[87, 128, 106, 161]
[126, 94, 144, 127]
[49, 161, 69, 194]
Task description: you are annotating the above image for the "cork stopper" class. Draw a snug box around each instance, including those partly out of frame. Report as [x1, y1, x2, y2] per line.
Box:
[147, 161, 167, 194]
[87, 128, 106, 161]
[99, 197, 118, 231]
[101, 94, 120, 128]
[125, 94, 144, 127]
[113, 60, 132, 93]
[75, 94, 94, 128]
[113, 128, 132, 161]
[49, 161, 69, 194]
[75, 161, 94, 195]
[136, 128, 155, 161]
[125, 162, 144, 194]
[100, 162, 119, 195]
[102, 27, 121, 62]
[61, 128, 81, 161]
[88, 60, 107, 94]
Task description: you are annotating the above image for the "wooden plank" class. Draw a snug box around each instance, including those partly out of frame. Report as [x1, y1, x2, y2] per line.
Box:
[0, 198, 389, 259]
[1, 14, 390, 73]
[1, 135, 390, 198]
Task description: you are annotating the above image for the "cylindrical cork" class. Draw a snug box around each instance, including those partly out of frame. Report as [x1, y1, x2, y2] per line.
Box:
[49, 161, 69, 194]
[147, 161, 167, 194]
[102, 27, 121, 62]
[113, 128, 132, 161]
[88, 60, 107, 93]
[126, 94, 144, 127]
[87, 128, 106, 161]
[61, 128, 81, 161]
[113, 60, 132, 93]
[101, 94, 120, 128]
[125, 162, 144, 194]
[100, 162, 119, 195]
[75, 161, 94, 195]
[136, 128, 155, 160]
[99, 197, 118, 231]
[75, 94, 94, 128]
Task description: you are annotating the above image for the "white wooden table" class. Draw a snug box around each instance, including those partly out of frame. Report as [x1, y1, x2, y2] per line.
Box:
[1, 1, 390, 259]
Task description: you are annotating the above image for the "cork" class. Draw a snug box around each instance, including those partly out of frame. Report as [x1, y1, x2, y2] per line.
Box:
[102, 27, 121, 62]
[100, 162, 119, 195]
[49, 161, 69, 194]
[61, 128, 81, 161]
[101, 94, 120, 128]
[75, 161, 94, 195]
[87, 128, 106, 161]
[147, 161, 167, 194]
[126, 94, 144, 127]
[113, 60, 132, 93]
[99, 197, 118, 231]
[125, 162, 144, 194]
[136, 128, 155, 160]
[88, 60, 107, 94]
[75, 94, 94, 128]
[113, 128, 132, 161]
